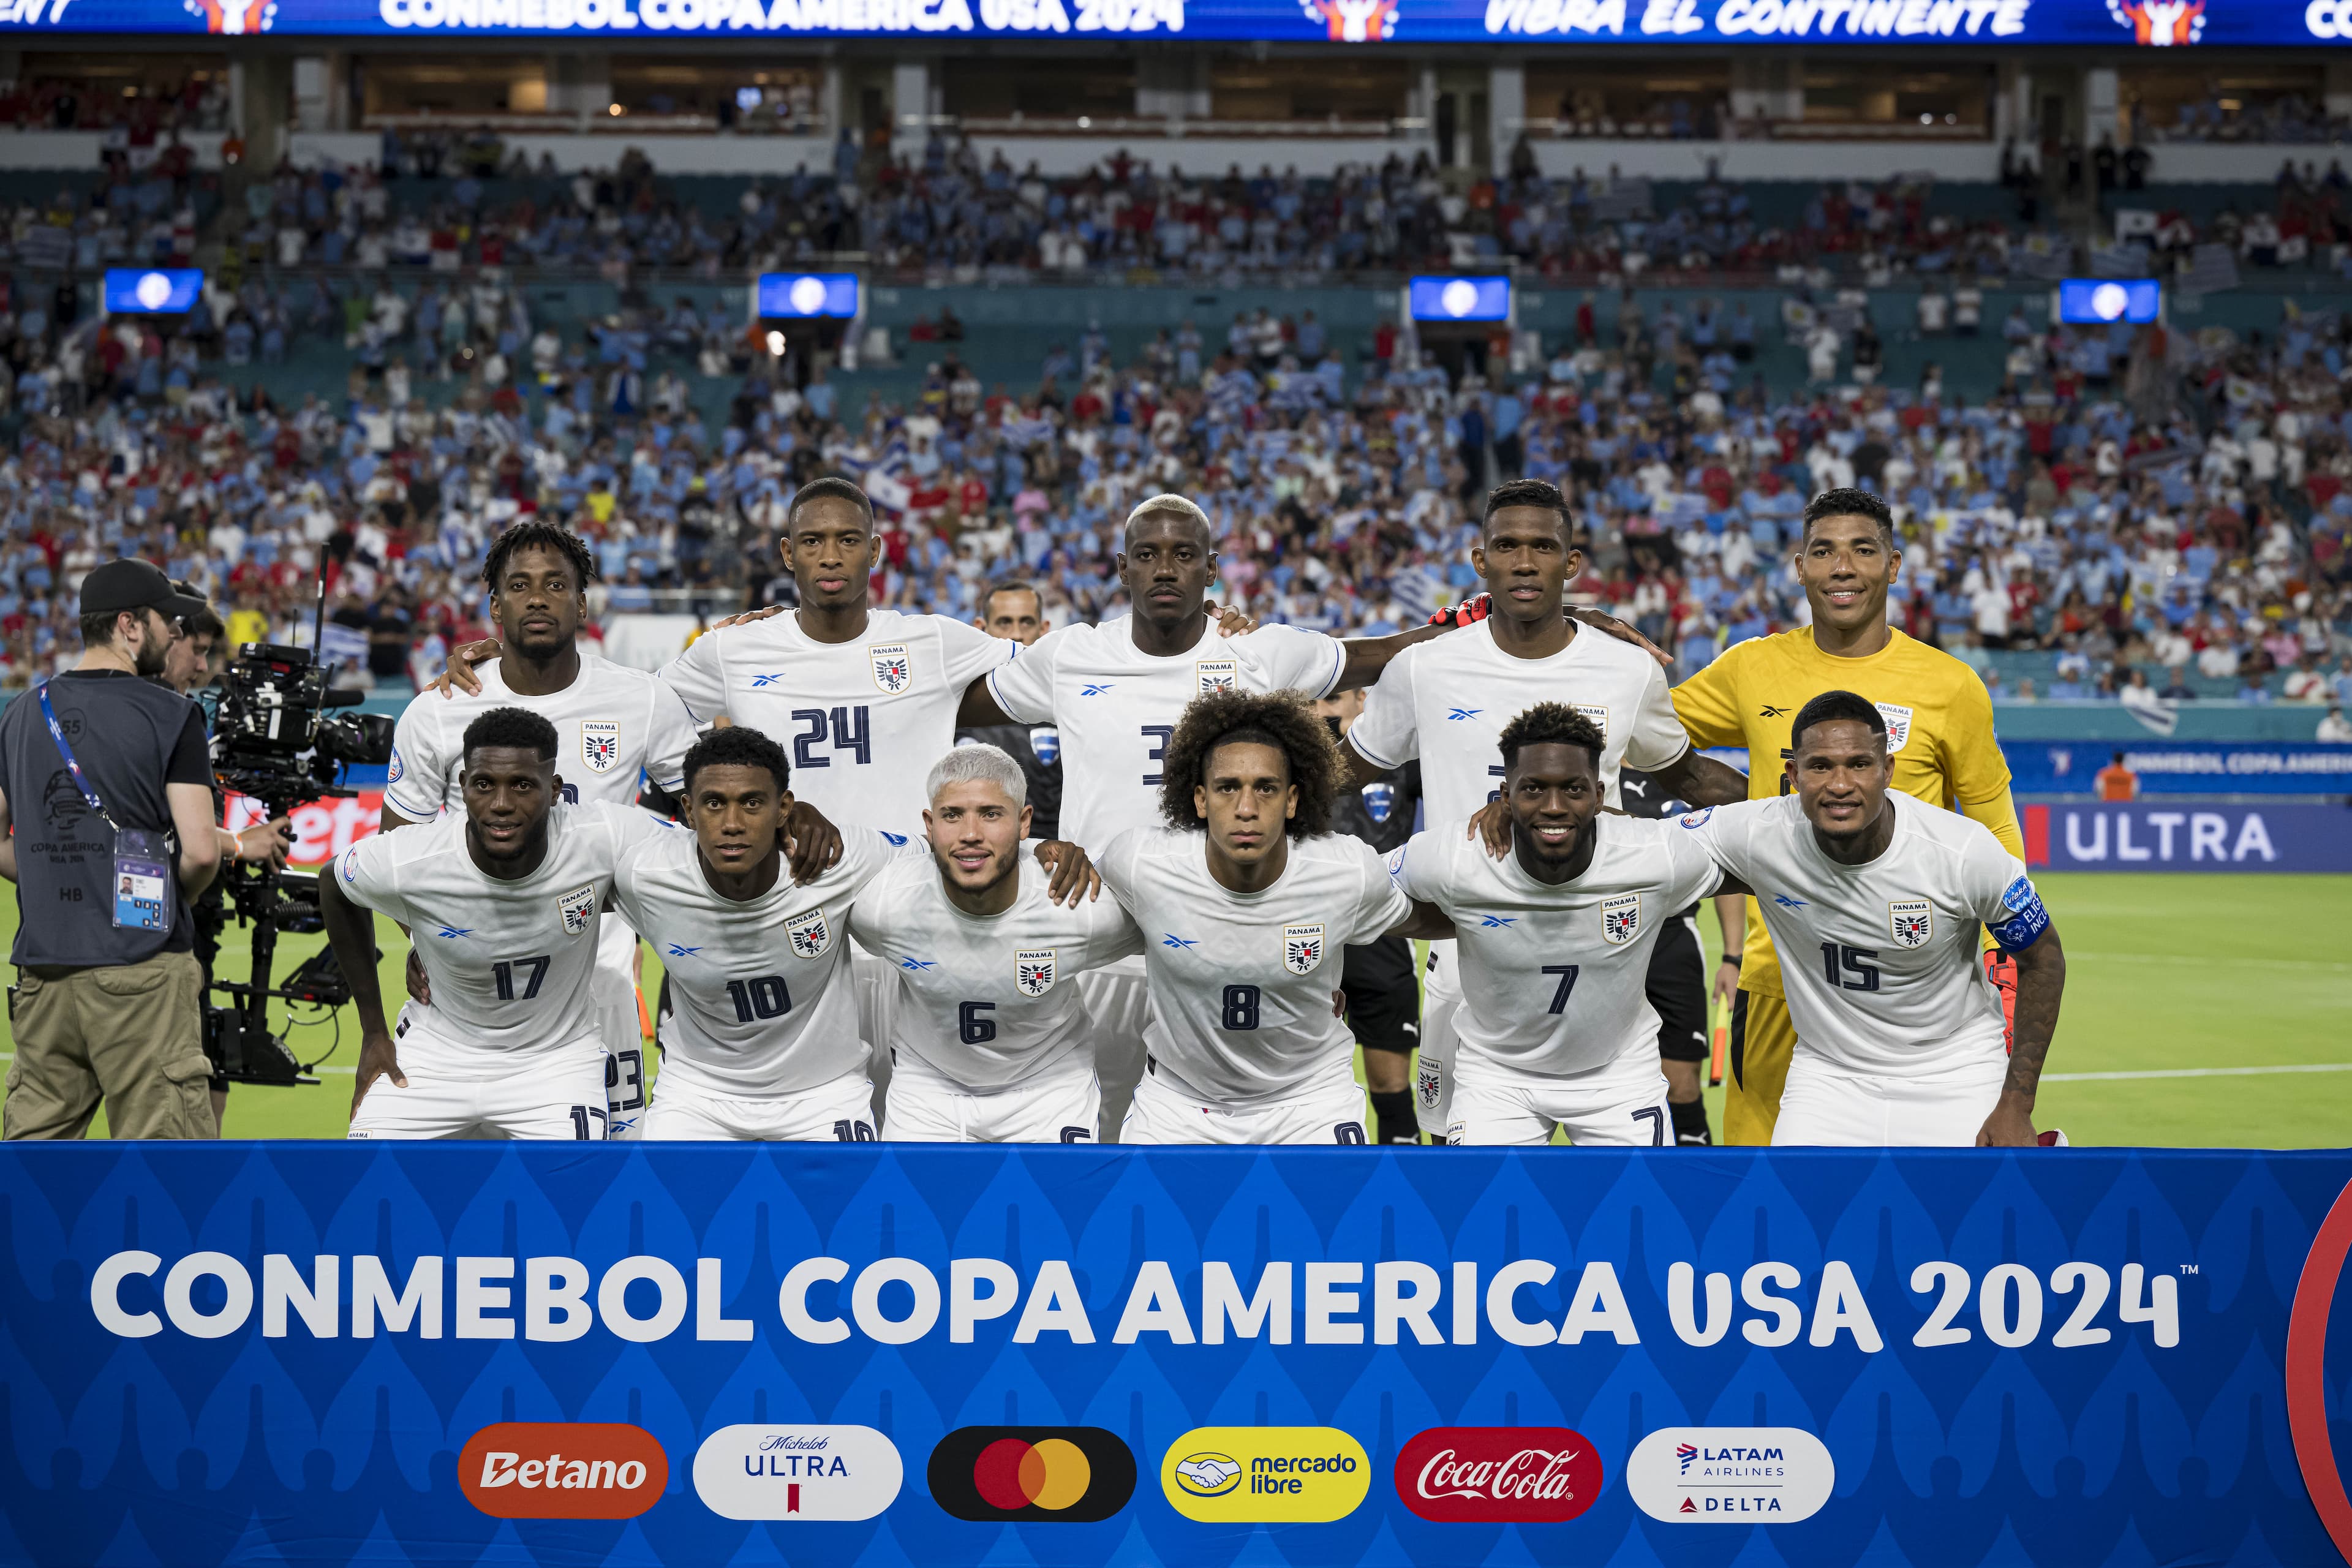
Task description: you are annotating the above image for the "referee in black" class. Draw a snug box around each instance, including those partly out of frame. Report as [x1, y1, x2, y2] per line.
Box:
[955, 579, 1061, 839]
[1616, 766, 1743, 1145]
[1316, 689, 1423, 1146]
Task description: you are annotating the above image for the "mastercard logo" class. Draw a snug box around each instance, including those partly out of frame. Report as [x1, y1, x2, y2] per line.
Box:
[927, 1426, 1136, 1523]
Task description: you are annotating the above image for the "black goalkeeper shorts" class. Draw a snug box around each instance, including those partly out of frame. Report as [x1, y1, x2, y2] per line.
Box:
[1648, 912, 1711, 1065]
[1343, 935, 1421, 1057]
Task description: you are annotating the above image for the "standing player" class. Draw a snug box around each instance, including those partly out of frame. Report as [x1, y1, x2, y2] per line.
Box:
[383, 522, 706, 1139]
[321, 709, 653, 1139]
[1316, 688, 1424, 1146]
[1340, 479, 1748, 1142]
[851, 745, 1140, 1142]
[1617, 765, 1744, 1145]
[1387, 704, 1727, 1146]
[1680, 692, 2065, 1146]
[956, 579, 1063, 840]
[1665, 488, 2024, 1144]
[1098, 690, 1447, 1144]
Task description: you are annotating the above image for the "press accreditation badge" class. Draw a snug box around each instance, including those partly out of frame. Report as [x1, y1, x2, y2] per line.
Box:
[111, 828, 172, 932]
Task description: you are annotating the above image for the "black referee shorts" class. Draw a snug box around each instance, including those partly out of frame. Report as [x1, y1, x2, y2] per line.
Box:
[1648, 912, 1711, 1065]
[1343, 935, 1420, 1057]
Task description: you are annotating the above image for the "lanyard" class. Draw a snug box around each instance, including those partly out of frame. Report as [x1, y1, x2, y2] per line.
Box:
[36, 679, 121, 835]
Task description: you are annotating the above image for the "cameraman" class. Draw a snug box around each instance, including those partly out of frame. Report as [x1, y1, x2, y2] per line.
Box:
[0, 560, 225, 1140]
[160, 584, 294, 1129]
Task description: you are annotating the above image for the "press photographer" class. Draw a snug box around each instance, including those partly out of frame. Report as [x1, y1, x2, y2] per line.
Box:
[0, 560, 225, 1140]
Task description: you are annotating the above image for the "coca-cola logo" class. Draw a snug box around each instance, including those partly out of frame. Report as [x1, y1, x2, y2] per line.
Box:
[1393, 1427, 1603, 1523]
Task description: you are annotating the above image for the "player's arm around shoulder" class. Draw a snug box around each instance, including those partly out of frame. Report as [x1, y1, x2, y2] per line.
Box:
[970, 620, 1069, 726]
[1378, 829, 1456, 939]
[1671, 799, 1758, 901]
[382, 687, 456, 826]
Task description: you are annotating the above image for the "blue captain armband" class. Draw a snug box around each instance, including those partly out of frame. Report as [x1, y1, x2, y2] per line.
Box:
[1987, 875, 2050, 951]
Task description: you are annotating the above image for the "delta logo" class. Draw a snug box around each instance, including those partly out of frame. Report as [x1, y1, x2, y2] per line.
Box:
[691, 1424, 903, 1521]
[928, 1427, 1137, 1522]
[458, 1423, 666, 1520]
[1161, 1427, 1371, 1522]
[1300, 0, 1397, 39]
[1393, 1427, 1604, 1524]
[1624, 1427, 1834, 1523]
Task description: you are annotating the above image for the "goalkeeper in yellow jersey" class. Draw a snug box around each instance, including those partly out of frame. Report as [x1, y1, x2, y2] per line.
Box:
[1669, 488, 2024, 1145]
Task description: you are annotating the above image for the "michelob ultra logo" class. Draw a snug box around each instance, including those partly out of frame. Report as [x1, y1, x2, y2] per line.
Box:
[458, 1423, 666, 1519]
[1161, 1427, 1370, 1522]
[692, 1424, 903, 1520]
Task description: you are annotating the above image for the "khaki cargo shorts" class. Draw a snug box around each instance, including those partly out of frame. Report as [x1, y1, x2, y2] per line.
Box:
[4, 950, 216, 1140]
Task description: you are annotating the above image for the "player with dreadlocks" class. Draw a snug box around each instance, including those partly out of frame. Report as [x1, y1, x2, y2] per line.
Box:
[377, 519, 707, 1139]
[1095, 689, 1450, 1144]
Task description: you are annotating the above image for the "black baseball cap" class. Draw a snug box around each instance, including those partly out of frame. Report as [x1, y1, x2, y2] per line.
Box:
[80, 559, 208, 625]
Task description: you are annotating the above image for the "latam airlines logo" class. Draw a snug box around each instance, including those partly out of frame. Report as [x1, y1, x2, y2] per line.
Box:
[1393, 1427, 1603, 1523]
[1624, 1427, 1834, 1523]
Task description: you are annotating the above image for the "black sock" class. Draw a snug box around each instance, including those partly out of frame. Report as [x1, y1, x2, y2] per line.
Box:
[1370, 1090, 1418, 1145]
[1669, 1096, 1713, 1147]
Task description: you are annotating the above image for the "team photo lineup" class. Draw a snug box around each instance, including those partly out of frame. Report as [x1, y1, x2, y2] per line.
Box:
[237, 472, 2063, 1153]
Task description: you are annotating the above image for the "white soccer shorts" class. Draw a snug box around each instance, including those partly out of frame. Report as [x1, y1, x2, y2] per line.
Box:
[1773, 1050, 2009, 1148]
[1446, 1050, 1673, 1147]
[640, 1068, 878, 1142]
[349, 1019, 609, 1141]
[593, 919, 649, 1141]
[1414, 940, 1463, 1138]
[881, 1050, 1099, 1144]
[1081, 955, 1152, 1143]
[1118, 1060, 1369, 1146]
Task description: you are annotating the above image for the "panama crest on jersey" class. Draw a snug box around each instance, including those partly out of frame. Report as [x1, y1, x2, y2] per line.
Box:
[1601, 892, 1641, 946]
[1889, 898, 1934, 948]
[1196, 658, 1239, 696]
[1572, 703, 1610, 736]
[1016, 948, 1057, 997]
[1875, 703, 1915, 752]
[870, 643, 913, 695]
[786, 907, 832, 959]
[1284, 922, 1326, 974]
[580, 720, 621, 774]
[559, 885, 597, 937]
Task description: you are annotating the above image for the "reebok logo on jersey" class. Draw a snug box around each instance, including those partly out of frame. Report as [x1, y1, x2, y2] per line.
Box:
[1773, 894, 1807, 910]
[1016, 949, 1057, 997]
[1479, 914, 1516, 928]
[1758, 705, 1790, 718]
[900, 957, 938, 971]
[1080, 683, 1115, 696]
[786, 908, 832, 959]
[750, 673, 791, 687]
[1447, 707, 1482, 721]
[437, 926, 473, 938]
[1161, 934, 1199, 950]
[1283, 924, 1326, 975]
[666, 944, 701, 958]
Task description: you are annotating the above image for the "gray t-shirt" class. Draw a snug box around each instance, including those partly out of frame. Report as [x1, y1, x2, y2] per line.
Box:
[0, 671, 212, 967]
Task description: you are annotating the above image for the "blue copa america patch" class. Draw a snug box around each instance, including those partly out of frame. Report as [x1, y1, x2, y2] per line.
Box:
[1986, 875, 2051, 951]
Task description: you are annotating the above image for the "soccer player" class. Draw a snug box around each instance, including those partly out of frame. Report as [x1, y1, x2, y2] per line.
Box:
[851, 745, 1140, 1142]
[1679, 692, 2065, 1147]
[956, 578, 1063, 840]
[1388, 704, 1727, 1146]
[1316, 688, 1423, 1147]
[1098, 690, 1448, 1145]
[382, 522, 707, 1139]
[1664, 488, 2024, 1144]
[1341, 479, 1748, 1142]
[321, 708, 653, 1140]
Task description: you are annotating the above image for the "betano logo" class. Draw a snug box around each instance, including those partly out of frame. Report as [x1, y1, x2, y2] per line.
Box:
[1624, 1427, 1834, 1523]
[1161, 1427, 1370, 1522]
[928, 1427, 1137, 1522]
[458, 1423, 666, 1520]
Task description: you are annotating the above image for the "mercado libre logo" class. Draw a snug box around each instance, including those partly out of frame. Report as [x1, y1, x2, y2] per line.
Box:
[458, 1423, 666, 1520]
[927, 1428, 1137, 1523]
[2287, 1174, 2352, 1566]
[1161, 1427, 1371, 1523]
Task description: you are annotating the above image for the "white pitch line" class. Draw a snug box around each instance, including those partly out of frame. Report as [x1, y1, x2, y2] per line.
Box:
[2044, 1063, 2352, 1082]
[2070, 952, 2352, 975]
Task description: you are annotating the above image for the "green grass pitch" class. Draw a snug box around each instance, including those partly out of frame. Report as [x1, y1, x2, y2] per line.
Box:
[2, 872, 2346, 1147]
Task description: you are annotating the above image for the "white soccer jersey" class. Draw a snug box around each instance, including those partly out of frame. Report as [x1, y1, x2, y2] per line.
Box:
[1387, 816, 1723, 1080]
[1346, 619, 1691, 821]
[1681, 792, 2049, 1077]
[383, 655, 698, 820]
[657, 609, 1016, 834]
[611, 822, 918, 1098]
[335, 802, 657, 1071]
[1098, 827, 1410, 1107]
[850, 842, 1145, 1092]
[984, 619, 1348, 853]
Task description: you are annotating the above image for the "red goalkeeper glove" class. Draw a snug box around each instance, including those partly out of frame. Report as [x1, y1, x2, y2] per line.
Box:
[1428, 594, 1492, 628]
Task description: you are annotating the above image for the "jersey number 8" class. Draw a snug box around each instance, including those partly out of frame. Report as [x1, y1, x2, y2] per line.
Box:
[1221, 984, 1261, 1031]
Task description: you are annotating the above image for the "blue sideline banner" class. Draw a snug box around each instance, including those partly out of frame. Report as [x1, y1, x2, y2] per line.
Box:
[3, 1144, 2351, 1568]
[2021, 801, 2352, 872]
[2, 0, 2343, 45]
[2005, 742, 2352, 799]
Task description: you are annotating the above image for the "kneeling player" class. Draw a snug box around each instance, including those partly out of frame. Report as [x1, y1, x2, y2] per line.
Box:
[323, 709, 655, 1139]
[1387, 704, 1725, 1146]
[615, 728, 914, 1142]
[851, 745, 1140, 1141]
[1681, 690, 2065, 1147]
[1099, 690, 1447, 1145]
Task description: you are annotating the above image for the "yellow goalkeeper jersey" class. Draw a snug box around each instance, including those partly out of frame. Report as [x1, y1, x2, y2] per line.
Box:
[1670, 625, 2024, 999]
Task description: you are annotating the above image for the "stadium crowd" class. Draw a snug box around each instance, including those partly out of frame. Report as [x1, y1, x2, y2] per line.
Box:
[0, 251, 2349, 712]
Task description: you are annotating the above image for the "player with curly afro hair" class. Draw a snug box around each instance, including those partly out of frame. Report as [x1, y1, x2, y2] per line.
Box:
[1158, 687, 1342, 848]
